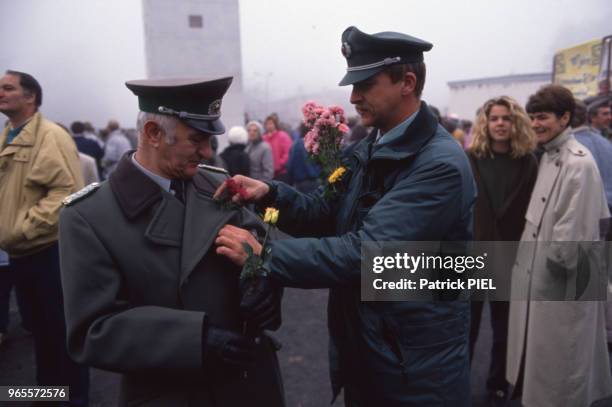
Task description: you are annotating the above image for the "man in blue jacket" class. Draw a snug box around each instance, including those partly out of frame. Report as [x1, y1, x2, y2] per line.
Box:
[215, 26, 476, 406]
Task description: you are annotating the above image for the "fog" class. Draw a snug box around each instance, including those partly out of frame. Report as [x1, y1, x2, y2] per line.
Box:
[1, 0, 610, 128]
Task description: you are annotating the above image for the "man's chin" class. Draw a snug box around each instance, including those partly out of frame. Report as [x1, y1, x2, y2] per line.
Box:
[359, 115, 373, 127]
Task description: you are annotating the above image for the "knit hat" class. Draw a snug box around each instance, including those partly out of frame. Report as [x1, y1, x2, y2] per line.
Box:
[227, 126, 248, 145]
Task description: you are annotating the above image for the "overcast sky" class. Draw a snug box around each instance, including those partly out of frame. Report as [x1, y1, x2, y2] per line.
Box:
[1, 0, 610, 126]
[239, 0, 612, 107]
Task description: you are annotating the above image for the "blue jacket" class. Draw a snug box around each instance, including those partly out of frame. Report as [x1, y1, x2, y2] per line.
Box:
[573, 126, 612, 207]
[264, 102, 476, 405]
[286, 139, 320, 183]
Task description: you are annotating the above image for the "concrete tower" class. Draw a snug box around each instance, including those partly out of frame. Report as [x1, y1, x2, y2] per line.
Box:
[142, 0, 245, 149]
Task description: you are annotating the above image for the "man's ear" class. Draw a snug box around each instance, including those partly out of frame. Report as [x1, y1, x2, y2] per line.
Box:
[22, 91, 36, 106]
[142, 121, 163, 147]
[560, 111, 571, 128]
[401, 72, 417, 96]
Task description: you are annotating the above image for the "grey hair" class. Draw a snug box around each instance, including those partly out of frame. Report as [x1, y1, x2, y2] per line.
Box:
[136, 111, 178, 144]
[246, 120, 264, 136]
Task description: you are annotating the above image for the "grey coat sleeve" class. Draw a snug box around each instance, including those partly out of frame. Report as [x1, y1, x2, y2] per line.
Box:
[59, 207, 205, 373]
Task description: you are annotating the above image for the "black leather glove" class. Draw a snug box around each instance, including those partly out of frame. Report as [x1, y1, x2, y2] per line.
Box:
[240, 275, 282, 333]
[204, 325, 255, 368]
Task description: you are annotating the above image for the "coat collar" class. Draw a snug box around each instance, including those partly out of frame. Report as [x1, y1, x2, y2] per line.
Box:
[8, 112, 40, 147]
[109, 152, 164, 220]
[542, 127, 572, 154]
[0, 112, 41, 152]
[354, 101, 438, 163]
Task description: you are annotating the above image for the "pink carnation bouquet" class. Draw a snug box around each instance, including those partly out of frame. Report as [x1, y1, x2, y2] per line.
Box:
[301, 100, 350, 198]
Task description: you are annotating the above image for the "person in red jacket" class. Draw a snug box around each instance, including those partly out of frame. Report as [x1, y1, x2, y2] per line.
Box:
[262, 114, 292, 182]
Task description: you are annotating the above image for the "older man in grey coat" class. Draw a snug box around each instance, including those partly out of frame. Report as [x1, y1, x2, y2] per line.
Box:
[59, 77, 284, 407]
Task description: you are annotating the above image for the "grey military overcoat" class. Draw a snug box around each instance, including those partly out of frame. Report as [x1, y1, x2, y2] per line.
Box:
[59, 154, 285, 407]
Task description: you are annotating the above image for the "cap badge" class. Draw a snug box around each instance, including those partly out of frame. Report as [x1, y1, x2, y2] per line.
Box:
[208, 99, 222, 116]
[341, 42, 352, 59]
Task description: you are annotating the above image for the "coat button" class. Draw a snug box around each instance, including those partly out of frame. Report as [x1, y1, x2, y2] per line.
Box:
[541, 197, 546, 202]
[532, 233, 537, 238]
[555, 161, 560, 167]
[556, 148, 560, 153]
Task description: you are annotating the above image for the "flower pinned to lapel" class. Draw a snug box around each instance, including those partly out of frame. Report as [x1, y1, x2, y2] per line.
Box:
[225, 178, 249, 200]
[215, 178, 249, 210]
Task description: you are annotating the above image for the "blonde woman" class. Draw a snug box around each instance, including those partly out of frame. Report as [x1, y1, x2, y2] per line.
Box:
[468, 96, 538, 407]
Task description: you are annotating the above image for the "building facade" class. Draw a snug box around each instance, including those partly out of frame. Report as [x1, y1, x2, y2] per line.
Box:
[447, 73, 550, 120]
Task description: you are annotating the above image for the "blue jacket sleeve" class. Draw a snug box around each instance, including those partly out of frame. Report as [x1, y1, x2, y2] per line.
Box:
[265, 181, 337, 237]
[266, 161, 467, 288]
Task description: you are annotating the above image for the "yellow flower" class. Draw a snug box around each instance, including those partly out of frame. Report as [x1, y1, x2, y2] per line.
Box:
[328, 166, 346, 184]
[264, 207, 279, 225]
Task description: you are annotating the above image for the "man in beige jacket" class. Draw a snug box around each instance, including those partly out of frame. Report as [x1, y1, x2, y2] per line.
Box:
[0, 70, 88, 406]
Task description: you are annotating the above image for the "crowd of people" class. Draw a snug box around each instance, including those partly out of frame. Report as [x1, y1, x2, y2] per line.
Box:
[0, 22, 612, 407]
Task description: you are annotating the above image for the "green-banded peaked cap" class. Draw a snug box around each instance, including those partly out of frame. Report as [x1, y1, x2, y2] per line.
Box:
[125, 77, 233, 135]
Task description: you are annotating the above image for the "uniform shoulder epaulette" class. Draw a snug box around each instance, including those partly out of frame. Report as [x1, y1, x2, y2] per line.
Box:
[567, 142, 587, 157]
[198, 163, 229, 175]
[62, 182, 101, 206]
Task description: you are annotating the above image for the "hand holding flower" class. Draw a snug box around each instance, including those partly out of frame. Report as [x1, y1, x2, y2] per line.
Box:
[213, 175, 270, 205]
[215, 225, 262, 267]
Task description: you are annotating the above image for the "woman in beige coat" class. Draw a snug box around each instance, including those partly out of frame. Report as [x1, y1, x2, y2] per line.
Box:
[507, 85, 612, 407]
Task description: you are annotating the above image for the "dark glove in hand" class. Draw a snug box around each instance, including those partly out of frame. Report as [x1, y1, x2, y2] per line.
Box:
[240, 275, 282, 333]
[205, 326, 255, 368]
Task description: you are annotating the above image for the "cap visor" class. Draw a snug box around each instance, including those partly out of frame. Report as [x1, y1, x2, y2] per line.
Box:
[182, 118, 226, 135]
[338, 67, 384, 86]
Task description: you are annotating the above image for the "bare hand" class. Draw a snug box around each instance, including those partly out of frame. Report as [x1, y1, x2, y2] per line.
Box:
[215, 224, 263, 266]
[213, 175, 270, 204]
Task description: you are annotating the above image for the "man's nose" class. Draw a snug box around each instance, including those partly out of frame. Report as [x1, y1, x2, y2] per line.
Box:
[199, 144, 212, 160]
[350, 87, 362, 104]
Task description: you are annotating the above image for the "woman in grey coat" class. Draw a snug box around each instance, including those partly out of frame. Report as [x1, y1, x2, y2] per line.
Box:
[245, 121, 274, 181]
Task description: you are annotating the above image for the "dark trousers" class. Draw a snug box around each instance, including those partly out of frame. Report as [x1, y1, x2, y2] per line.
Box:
[469, 301, 510, 394]
[9, 243, 89, 406]
[0, 264, 14, 333]
[0, 263, 32, 334]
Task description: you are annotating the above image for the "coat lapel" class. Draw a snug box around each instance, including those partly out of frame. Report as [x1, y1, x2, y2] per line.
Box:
[144, 194, 184, 247]
[180, 169, 235, 285]
[110, 154, 183, 247]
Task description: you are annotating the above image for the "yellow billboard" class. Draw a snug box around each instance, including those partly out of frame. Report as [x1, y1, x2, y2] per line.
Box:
[553, 39, 602, 99]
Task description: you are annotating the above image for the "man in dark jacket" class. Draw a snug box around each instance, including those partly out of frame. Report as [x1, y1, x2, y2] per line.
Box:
[59, 77, 284, 407]
[71, 120, 104, 176]
[214, 27, 476, 406]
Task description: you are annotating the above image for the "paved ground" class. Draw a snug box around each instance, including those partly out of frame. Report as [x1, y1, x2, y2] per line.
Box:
[1, 288, 610, 406]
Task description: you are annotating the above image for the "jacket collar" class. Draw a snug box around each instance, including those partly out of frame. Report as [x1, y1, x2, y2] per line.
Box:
[354, 101, 438, 163]
[0, 112, 41, 148]
[109, 152, 164, 220]
[542, 127, 572, 153]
